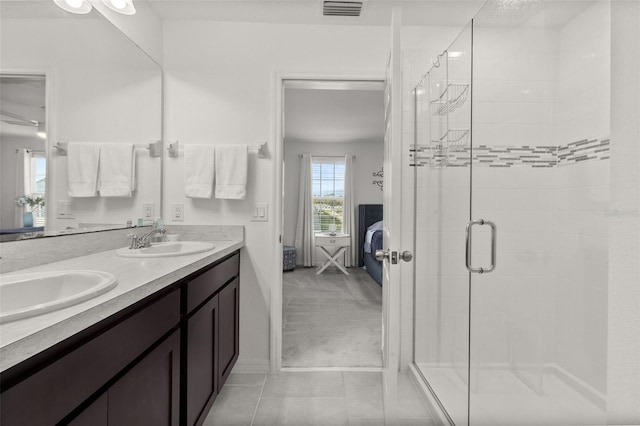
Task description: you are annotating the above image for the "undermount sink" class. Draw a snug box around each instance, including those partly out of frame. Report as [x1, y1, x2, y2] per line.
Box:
[115, 241, 215, 258]
[0, 270, 118, 324]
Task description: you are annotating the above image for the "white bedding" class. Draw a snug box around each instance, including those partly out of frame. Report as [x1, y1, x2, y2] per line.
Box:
[363, 220, 383, 253]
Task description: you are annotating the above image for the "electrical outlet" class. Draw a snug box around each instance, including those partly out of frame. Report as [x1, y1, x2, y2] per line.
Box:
[57, 200, 74, 219]
[172, 203, 184, 221]
[142, 203, 155, 219]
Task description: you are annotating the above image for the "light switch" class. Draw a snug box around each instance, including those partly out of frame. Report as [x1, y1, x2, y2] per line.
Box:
[251, 203, 268, 222]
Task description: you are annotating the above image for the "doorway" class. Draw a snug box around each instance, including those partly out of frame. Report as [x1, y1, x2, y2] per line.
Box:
[280, 79, 385, 369]
[0, 74, 47, 234]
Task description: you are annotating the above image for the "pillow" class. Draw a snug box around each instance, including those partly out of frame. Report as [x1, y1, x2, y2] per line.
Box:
[364, 221, 383, 253]
[367, 220, 383, 232]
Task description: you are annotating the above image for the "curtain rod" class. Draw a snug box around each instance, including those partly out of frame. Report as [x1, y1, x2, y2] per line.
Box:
[298, 154, 356, 159]
[16, 149, 45, 154]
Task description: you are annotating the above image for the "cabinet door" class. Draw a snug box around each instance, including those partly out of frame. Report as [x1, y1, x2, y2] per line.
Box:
[186, 294, 219, 426]
[0, 290, 180, 426]
[217, 278, 239, 390]
[107, 330, 180, 426]
[68, 394, 107, 426]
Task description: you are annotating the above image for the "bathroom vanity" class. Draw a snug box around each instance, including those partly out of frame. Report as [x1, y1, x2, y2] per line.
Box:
[0, 242, 241, 426]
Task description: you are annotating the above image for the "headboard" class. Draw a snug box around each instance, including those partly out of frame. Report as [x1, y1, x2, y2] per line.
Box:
[358, 204, 383, 267]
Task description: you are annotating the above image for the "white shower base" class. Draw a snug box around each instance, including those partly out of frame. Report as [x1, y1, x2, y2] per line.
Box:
[415, 363, 606, 425]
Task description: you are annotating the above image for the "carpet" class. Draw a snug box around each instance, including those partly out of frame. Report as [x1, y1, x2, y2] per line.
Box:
[282, 267, 382, 368]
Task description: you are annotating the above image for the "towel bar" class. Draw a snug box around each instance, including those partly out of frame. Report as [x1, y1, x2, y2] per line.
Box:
[54, 141, 162, 158]
[167, 140, 268, 159]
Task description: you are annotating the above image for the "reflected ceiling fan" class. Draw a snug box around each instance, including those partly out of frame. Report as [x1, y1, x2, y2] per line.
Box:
[1, 109, 38, 126]
[0, 109, 46, 138]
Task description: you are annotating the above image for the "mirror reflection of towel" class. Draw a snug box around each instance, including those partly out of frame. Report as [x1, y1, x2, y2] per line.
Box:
[215, 145, 247, 200]
[67, 143, 101, 197]
[99, 143, 136, 197]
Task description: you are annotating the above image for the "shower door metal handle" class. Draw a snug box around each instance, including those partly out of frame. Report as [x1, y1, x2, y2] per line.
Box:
[465, 219, 497, 274]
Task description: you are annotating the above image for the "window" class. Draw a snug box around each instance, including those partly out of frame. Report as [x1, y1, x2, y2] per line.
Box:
[27, 152, 46, 226]
[312, 157, 345, 233]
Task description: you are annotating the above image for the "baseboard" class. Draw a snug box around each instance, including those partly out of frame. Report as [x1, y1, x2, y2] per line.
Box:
[408, 364, 454, 426]
[281, 366, 383, 372]
[231, 358, 270, 373]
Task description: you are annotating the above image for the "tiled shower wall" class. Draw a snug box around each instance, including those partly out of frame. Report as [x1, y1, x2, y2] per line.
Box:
[553, 1, 610, 394]
[411, 0, 610, 398]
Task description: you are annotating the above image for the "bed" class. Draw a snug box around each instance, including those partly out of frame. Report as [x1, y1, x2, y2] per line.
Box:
[358, 204, 383, 286]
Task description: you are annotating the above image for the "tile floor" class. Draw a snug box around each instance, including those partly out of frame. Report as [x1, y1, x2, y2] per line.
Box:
[203, 371, 442, 425]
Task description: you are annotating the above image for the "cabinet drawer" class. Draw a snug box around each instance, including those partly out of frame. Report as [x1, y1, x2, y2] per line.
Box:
[316, 235, 350, 247]
[1, 290, 180, 426]
[187, 253, 239, 313]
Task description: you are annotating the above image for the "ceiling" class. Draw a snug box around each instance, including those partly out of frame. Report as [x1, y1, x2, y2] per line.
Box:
[284, 85, 384, 144]
[0, 76, 46, 140]
[0, 0, 598, 28]
[146, 0, 486, 26]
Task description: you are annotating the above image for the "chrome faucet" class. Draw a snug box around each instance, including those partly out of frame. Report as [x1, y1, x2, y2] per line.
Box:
[127, 226, 166, 249]
[138, 227, 166, 248]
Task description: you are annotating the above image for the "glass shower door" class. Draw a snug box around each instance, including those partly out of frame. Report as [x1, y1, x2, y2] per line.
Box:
[413, 22, 472, 426]
[468, 1, 610, 424]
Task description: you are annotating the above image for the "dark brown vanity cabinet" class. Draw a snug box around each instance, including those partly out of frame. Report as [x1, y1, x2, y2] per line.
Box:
[0, 250, 240, 426]
[71, 330, 181, 426]
[184, 253, 240, 426]
[217, 277, 239, 388]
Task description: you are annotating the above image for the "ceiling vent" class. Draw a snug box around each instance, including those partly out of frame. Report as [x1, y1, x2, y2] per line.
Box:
[323, 1, 363, 17]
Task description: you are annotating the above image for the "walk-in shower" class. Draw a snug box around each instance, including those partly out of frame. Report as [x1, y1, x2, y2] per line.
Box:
[412, 1, 611, 424]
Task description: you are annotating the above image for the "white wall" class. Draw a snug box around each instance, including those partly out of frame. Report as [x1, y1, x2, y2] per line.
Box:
[162, 20, 464, 370]
[0, 17, 162, 232]
[88, 0, 163, 66]
[282, 139, 384, 251]
[163, 21, 389, 370]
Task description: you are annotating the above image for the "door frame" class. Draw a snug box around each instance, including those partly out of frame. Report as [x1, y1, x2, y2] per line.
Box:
[0, 67, 56, 230]
[271, 71, 386, 372]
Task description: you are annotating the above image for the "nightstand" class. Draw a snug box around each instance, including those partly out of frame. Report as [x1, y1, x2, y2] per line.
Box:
[315, 233, 351, 275]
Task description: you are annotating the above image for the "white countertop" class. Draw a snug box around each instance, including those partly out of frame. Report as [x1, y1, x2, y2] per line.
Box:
[0, 239, 243, 373]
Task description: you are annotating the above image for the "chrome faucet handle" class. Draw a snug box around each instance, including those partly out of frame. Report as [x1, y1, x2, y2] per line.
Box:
[127, 233, 139, 249]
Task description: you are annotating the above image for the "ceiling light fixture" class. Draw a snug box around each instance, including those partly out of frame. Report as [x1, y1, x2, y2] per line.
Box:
[53, 0, 93, 14]
[101, 0, 136, 15]
[37, 122, 46, 139]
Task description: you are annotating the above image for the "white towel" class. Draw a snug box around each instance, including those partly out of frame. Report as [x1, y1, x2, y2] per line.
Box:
[185, 145, 215, 198]
[67, 143, 100, 197]
[98, 143, 136, 197]
[215, 145, 247, 200]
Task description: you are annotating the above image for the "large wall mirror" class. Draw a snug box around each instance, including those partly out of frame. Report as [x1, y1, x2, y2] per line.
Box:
[0, 0, 162, 241]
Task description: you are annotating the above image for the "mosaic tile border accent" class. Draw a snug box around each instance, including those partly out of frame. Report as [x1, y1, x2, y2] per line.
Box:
[409, 138, 610, 168]
[557, 138, 610, 166]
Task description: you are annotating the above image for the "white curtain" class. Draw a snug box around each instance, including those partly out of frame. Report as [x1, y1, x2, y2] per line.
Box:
[343, 155, 356, 267]
[14, 149, 31, 227]
[294, 154, 315, 266]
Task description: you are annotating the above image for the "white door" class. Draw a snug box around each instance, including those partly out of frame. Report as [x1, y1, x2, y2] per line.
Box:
[380, 8, 408, 423]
